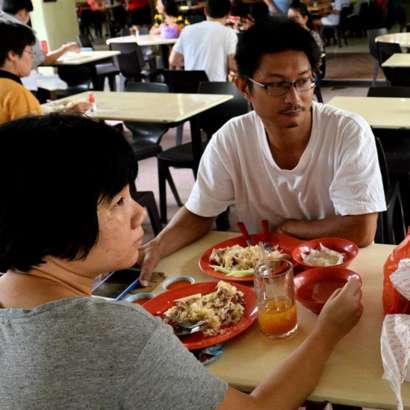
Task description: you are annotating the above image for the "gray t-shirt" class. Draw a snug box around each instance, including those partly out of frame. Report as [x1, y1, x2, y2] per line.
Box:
[0, 297, 228, 409]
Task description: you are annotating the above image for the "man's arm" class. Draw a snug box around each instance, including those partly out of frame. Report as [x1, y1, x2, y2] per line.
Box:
[138, 207, 214, 285]
[169, 49, 184, 69]
[279, 213, 378, 247]
[217, 278, 363, 410]
[42, 42, 80, 65]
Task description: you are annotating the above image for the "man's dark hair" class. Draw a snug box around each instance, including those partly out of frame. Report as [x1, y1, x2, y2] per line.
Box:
[2, 0, 33, 15]
[162, 0, 179, 17]
[235, 16, 321, 78]
[207, 0, 231, 19]
[0, 20, 35, 66]
[0, 114, 138, 272]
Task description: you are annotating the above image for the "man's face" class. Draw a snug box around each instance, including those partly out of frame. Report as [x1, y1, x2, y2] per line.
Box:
[238, 50, 315, 130]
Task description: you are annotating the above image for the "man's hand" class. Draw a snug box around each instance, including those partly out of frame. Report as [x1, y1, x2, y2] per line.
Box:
[137, 239, 162, 286]
[316, 277, 363, 344]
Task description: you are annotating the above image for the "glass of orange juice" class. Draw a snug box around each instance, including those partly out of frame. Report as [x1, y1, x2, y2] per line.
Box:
[254, 259, 297, 339]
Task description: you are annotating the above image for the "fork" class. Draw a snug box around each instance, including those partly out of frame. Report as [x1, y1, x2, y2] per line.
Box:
[173, 320, 207, 336]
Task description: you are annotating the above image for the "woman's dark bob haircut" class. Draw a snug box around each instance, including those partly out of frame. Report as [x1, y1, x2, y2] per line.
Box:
[235, 16, 321, 78]
[0, 114, 137, 272]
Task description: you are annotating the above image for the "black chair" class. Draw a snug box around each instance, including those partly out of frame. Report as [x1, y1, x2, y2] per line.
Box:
[367, 86, 410, 98]
[55, 65, 94, 98]
[376, 42, 410, 86]
[162, 70, 210, 145]
[109, 42, 146, 84]
[367, 28, 388, 85]
[77, 33, 119, 91]
[157, 81, 250, 223]
[374, 137, 406, 244]
[124, 81, 170, 145]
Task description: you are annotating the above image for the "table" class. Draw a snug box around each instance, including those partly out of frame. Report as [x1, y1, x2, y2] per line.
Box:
[46, 50, 120, 66]
[106, 34, 177, 68]
[42, 91, 232, 170]
[42, 91, 231, 123]
[376, 33, 410, 49]
[382, 53, 410, 68]
[154, 230, 410, 409]
[106, 34, 177, 47]
[328, 96, 410, 130]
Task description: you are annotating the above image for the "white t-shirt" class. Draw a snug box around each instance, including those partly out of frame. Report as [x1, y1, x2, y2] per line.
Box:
[173, 21, 237, 81]
[185, 102, 386, 234]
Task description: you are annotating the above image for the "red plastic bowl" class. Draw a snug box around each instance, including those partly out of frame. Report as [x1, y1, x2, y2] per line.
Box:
[292, 237, 359, 270]
[294, 267, 362, 314]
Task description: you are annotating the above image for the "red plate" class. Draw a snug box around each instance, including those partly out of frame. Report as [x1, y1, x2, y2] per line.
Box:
[143, 282, 257, 350]
[292, 237, 359, 270]
[199, 232, 303, 282]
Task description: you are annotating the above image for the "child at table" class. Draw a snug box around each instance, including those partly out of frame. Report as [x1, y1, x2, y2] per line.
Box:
[150, 0, 188, 38]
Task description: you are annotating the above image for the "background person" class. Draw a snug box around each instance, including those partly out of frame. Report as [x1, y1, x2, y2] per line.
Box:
[0, 0, 80, 68]
[169, 0, 237, 81]
[0, 113, 363, 409]
[0, 21, 89, 125]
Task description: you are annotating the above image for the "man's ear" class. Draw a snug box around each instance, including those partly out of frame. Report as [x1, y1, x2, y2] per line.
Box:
[234, 76, 252, 102]
[6, 50, 18, 64]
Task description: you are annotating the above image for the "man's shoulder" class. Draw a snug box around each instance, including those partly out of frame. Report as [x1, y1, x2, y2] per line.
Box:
[314, 101, 370, 132]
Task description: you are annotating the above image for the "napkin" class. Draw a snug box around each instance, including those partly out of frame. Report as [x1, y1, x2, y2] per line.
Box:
[391, 259, 410, 301]
[381, 314, 410, 410]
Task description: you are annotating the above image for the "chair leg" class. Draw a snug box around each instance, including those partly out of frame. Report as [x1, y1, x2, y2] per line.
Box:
[315, 84, 323, 103]
[176, 124, 183, 145]
[166, 168, 183, 207]
[108, 74, 116, 91]
[372, 59, 379, 86]
[158, 160, 168, 223]
[135, 191, 162, 235]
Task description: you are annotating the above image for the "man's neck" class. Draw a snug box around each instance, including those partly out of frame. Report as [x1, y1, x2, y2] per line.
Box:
[0, 64, 19, 77]
[263, 111, 313, 170]
[206, 16, 226, 25]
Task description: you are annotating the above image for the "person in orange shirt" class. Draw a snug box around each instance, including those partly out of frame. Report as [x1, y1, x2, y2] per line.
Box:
[0, 21, 88, 125]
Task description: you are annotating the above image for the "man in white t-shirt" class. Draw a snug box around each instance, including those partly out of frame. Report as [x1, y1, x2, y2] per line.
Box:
[139, 17, 386, 284]
[169, 0, 237, 81]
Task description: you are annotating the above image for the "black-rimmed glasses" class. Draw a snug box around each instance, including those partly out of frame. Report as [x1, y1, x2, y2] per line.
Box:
[247, 76, 316, 97]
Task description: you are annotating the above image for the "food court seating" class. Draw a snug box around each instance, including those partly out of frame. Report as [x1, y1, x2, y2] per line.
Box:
[157, 81, 250, 223]
[374, 137, 406, 244]
[376, 42, 410, 86]
[162, 70, 210, 145]
[367, 27, 388, 85]
[368, 86, 410, 233]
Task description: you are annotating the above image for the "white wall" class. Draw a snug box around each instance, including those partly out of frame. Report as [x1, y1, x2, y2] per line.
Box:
[31, 0, 79, 50]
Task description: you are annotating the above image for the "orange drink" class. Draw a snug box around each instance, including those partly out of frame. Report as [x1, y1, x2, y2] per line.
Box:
[254, 259, 298, 339]
[258, 296, 297, 338]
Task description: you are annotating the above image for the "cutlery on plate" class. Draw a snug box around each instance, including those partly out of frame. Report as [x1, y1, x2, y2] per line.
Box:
[237, 221, 252, 246]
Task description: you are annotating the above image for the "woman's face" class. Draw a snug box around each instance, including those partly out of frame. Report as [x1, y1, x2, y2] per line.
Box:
[287, 8, 308, 28]
[156, 0, 164, 13]
[13, 45, 33, 77]
[82, 185, 146, 275]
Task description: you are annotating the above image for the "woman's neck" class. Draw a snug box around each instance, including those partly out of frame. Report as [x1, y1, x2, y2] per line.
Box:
[0, 258, 95, 309]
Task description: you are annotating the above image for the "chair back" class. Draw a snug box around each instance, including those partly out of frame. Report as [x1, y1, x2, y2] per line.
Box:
[110, 42, 145, 80]
[367, 86, 410, 98]
[162, 70, 209, 93]
[197, 81, 250, 139]
[367, 28, 387, 59]
[57, 66, 93, 87]
[125, 81, 169, 93]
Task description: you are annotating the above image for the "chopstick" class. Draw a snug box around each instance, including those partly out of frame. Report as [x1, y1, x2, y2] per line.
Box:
[237, 221, 252, 246]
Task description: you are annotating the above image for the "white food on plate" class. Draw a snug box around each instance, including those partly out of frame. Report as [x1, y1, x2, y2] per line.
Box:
[301, 243, 345, 267]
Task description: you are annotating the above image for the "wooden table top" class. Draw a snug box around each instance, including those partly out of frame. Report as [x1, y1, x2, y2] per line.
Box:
[328, 96, 410, 130]
[382, 53, 410, 68]
[47, 50, 120, 66]
[106, 34, 177, 46]
[376, 33, 410, 48]
[154, 231, 409, 409]
[42, 91, 232, 123]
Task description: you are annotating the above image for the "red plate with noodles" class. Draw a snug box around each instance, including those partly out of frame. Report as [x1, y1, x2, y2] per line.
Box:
[199, 232, 303, 282]
[143, 282, 257, 350]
